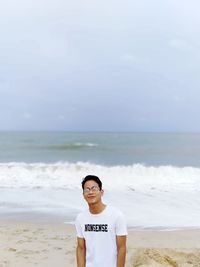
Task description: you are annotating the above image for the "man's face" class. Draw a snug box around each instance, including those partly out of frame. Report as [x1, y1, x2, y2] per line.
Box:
[83, 180, 103, 205]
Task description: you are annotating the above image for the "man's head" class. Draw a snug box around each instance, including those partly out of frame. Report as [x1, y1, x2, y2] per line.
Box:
[82, 175, 103, 205]
[82, 175, 102, 191]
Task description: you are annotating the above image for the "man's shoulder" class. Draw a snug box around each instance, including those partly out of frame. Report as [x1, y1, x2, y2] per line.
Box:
[106, 205, 124, 218]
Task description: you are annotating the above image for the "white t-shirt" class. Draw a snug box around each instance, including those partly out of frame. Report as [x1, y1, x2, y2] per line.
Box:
[75, 206, 127, 267]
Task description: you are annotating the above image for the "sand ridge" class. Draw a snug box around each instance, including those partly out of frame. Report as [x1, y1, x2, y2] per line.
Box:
[129, 248, 200, 267]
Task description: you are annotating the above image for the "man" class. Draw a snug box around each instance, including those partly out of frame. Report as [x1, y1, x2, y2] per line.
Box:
[75, 175, 127, 267]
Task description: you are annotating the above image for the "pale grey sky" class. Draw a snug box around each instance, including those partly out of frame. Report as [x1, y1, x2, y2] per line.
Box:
[0, 0, 200, 131]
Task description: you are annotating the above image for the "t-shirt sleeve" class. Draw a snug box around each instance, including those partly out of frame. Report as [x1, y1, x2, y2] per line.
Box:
[116, 212, 127, 236]
[75, 215, 84, 238]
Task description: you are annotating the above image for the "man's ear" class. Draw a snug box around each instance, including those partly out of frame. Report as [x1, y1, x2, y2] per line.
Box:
[101, 189, 104, 196]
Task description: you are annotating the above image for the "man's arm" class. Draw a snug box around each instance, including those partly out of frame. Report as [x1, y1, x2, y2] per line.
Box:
[116, 235, 127, 267]
[76, 237, 86, 267]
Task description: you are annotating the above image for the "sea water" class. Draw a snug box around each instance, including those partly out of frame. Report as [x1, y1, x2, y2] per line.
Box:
[0, 132, 200, 229]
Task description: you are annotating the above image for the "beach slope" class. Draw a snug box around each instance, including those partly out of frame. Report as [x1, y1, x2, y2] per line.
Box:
[0, 222, 200, 267]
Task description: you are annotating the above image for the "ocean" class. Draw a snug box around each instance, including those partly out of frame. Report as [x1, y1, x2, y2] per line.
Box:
[0, 132, 200, 229]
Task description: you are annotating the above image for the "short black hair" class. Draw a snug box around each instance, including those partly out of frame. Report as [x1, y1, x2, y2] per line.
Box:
[82, 175, 102, 190]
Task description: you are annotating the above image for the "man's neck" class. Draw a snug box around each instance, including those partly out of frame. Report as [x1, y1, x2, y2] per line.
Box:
[89, 202, 106, 214]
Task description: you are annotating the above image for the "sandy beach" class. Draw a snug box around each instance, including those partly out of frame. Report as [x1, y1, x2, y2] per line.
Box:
[0, 220, 200, 267]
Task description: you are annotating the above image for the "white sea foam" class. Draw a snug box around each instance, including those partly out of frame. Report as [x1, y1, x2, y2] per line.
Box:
[0, 161, 199, 190]
[0, 162, 200, 228]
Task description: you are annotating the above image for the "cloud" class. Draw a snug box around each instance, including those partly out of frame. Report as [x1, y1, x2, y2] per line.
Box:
[22, 112, 32, 120]
[58, 115, 65, 120]
[121, 53, 137, 63]
[172, 95, 185, 103]
[0, 0, 200, 131]
[169, 38, 193, 51]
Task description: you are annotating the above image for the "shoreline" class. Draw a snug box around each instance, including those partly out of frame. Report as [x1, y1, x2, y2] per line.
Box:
[1, 220, 200, 267]
[1, 210, 200, 231]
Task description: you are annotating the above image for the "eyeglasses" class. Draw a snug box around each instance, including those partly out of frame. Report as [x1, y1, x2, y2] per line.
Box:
[83, 186, 100, 194]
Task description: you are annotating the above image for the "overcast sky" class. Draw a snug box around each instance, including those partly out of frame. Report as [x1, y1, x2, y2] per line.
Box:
[0, 0, 200, 132]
